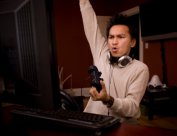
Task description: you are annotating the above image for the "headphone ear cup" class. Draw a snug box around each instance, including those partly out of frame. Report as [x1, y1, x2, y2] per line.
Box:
[107, 52, 112, 64]
[107, 52, 110, 59]
[118, 56, 132, 68]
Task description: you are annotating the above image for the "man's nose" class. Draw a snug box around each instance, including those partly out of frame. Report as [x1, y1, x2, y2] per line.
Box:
[112, 38, 118, 44]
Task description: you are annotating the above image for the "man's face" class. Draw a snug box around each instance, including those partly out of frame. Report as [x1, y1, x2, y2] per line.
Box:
[107, 25, 136, 57]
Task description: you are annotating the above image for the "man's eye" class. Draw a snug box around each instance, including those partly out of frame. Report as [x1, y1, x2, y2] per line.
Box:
[118, 36, 124, 38]
[118, 34, 126, 38]
[108, 36, 114, 39]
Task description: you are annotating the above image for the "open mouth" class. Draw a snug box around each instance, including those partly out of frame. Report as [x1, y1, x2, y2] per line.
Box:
[112, 47, 118, 52]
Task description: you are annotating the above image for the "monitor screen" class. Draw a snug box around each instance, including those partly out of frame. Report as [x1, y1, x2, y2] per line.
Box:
[139, 0, 177, 41]
[0, 0, 61, 110]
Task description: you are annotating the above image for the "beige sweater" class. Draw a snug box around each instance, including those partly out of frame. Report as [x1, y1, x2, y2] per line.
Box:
[79, 0, 149, 122]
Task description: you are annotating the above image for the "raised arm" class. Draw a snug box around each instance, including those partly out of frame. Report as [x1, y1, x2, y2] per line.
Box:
[79, 0, 106, 57]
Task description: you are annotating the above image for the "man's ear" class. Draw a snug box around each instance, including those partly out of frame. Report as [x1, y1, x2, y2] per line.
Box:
[131, 39, 136, 48]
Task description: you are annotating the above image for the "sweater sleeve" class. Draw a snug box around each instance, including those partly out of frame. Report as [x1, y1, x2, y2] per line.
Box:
[79, 0, 106, 62]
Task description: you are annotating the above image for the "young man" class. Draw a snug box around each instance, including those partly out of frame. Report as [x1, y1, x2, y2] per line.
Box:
[79, 0, 149, 123]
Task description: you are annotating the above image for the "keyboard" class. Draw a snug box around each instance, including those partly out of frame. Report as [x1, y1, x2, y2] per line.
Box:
[11, 107, 120, 132]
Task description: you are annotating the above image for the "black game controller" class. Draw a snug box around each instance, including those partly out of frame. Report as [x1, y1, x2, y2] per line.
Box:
[88, 65, 103, 92]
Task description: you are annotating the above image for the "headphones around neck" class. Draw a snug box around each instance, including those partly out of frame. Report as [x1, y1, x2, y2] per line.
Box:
[108, 52, 133, 68]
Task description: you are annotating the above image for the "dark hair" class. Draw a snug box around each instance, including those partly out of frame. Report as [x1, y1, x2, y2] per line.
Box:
[106, 14, 137, 40]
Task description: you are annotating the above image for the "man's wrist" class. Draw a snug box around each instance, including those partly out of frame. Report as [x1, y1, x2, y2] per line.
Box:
[102, 96, 114, 108]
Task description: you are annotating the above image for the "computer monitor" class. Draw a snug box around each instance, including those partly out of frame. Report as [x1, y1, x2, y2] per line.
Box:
[0, 0, 61, 110]
[140, 0, 177, 41]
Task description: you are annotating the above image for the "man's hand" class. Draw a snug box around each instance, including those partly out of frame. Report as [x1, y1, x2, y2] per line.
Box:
[89, 80, 110, 102]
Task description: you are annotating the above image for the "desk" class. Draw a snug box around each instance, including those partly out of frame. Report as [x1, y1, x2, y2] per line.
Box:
[18, 123, 177, 136]
[141, 86, 177, 120]
[2, 104, 177, 136]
